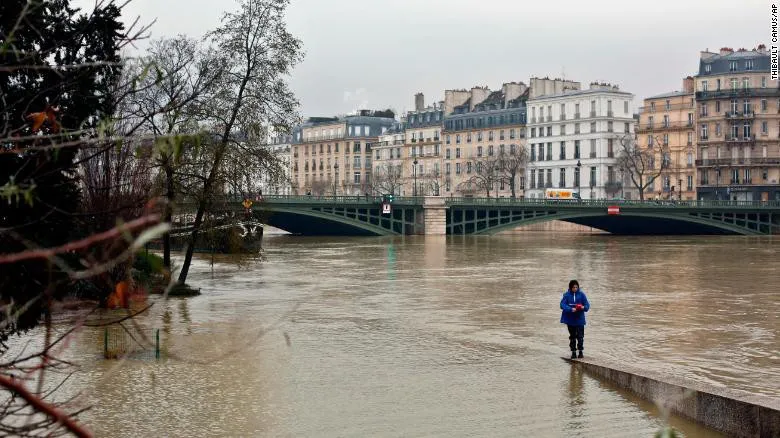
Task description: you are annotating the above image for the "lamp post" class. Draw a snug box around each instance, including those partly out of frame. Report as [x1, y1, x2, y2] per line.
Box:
[576, 160, 582, 199]
[333, 162, 339, 197]
[714, 164, 720, 201]
[413, 157, 418, 197]
[494, 165, 500, 198]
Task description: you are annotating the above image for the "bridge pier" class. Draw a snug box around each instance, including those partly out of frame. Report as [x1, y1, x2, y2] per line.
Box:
[422, 197, 448, 235]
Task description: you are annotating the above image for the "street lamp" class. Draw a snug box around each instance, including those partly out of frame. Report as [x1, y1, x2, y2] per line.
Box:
[413, 157, 418, 197]
[333, 162, 339, 197]
[576, 160, 582, 199]
[714, 164, 720, 201]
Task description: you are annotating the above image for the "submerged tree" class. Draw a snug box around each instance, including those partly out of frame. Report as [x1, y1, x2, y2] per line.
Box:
[615, 134, 667, 201]
[176, 0, 304, 284]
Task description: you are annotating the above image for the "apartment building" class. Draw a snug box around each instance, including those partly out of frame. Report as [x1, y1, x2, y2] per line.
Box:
[636, 77, 697, 200]
[290, 111, 395, 195]
[262, 133, 293, 195]
[694, 45, 780, 201]
[440, 82, 529, 197]
[525, 78, 635, 200]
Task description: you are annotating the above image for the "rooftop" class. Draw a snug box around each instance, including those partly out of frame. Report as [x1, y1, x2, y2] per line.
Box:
[644, 90, 694, 100]
[529, 87, 632, 101]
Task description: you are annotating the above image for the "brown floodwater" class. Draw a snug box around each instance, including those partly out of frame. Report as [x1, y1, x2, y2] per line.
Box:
[21, 233, 780, 436]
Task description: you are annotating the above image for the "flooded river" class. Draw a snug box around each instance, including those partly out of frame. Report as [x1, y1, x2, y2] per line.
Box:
[50, 233, 780, 436]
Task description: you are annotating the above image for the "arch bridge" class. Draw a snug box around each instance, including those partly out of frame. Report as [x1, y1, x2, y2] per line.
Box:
[197, 196, 780, 236]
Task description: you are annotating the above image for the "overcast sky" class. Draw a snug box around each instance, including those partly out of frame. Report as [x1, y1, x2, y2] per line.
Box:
[77, 0, 770, 117]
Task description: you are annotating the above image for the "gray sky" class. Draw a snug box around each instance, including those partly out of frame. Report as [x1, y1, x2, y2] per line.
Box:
[79, 0, 770, 117]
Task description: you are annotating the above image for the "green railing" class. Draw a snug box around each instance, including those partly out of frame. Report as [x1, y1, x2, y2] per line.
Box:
[444, 198, 780, 209]
[210, 195, 780, 209]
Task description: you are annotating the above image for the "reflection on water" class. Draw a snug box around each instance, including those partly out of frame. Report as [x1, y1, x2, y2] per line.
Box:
[39, 234, 779, 436]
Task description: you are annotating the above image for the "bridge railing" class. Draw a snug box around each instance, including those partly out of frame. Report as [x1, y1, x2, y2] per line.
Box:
[217, 195, 426, 206]
[444, 197, 780, 209]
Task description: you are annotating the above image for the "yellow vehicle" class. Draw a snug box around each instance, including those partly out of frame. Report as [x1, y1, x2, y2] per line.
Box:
[545, 189, 581, 200]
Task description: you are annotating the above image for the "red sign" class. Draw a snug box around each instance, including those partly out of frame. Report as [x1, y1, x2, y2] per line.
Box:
[607, 206, 620, 215]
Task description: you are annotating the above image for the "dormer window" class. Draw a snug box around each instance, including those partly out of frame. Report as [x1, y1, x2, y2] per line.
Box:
[729, 61, 738, 71]
[745, 59, 754, 70]
[704, 64, 711, 73]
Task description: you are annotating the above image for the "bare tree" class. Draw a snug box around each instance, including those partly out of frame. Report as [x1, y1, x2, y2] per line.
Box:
[371, 162, 404, 195]
[459, 154, 503, 197]
[423, 167, 448, 197]
[176, 0, 304, 284]
[615, 134, 667, 201]
[498, 144, 529, 199]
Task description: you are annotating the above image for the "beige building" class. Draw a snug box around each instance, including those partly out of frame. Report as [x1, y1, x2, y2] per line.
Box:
[694, 45, 780, 201]
[290, 111, 395, 195]
[636, 78, 697, 200]
[441, 82, 530, 197]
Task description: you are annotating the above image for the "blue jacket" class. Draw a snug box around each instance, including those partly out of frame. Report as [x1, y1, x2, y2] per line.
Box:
[560, 290, 590, 326]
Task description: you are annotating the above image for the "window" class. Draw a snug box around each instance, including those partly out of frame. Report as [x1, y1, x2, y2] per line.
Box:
[648, 135, 653, 147]
[500, 130, 505, 140]
[335, 143, 340, 153]
[478, 132, 483, 141]
[530, 145, 536, 161]
[663, 133, 669, 146]
[589, 167, 597, 187]
[446, 148, 451, 159]
[530, 128, 536, 138]
[546, 126, 552, 136]
[530, 170, 536, 189]
[488, 145, 494, 156]
[537, 170, 544, 187]
[762, 121, 768, 134]
[510, 129, 516, 139]
[538, 144, 544, 161]
[546, 143, 552, 160]
[560, 142, 566, 160]
[589, 122, 596, 133]
[746, 59, 754, 70]
[701, 80, 708, 92]
[574, 167, 580, 187]
[456, 163, 461, 175]
[489, 131, 494, 141]
[607, 139, 614, 158]
[625, 122, 630, 133]
[651, 102, 656, 112]
[730, 78, 738, 89]
[743, 122, 751, 138]
[742, 78, 750, 90]
[761, 99, 768, 112]
[687, 132, 694, 145]
[546, 169, 552, 187]
[701, 124, 708, 140]
[762, 77, 767, 88]
[446, 135, 451, 145]
[499, 144, 505, 155]
[624, 101, 629, 113]
[705, 63, 712, 73]
[559, 168, 566, 188]
[687, 175, 693, 191]
[574, 123, 580, 134]
[574, 140, 581, 159]
[688, 113, 694, 126]
[590, 139, 597, 158]
[456, 148, 461, 158]
[700, 103, 708, 116]
[729, 61, 738, 71]
[445, 163, 451, 174]
[561, 103, 566, 118]
[456, 134, 461, 144]
[477, 146, 483, 157]
[575, 103, 580, 117]
[466, 133, 472, 143]
[353, 172, 361, 184]
[715, 122, 721, 136]
[353, 156, 361, 169]
[560, 124, 566, 135]
[607, 121, 613, 132]
[466, 162, 472, 174]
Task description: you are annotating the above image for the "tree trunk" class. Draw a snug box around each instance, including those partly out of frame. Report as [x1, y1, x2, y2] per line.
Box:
[162, 160, 174, 268]
[510, 174, 516, 199]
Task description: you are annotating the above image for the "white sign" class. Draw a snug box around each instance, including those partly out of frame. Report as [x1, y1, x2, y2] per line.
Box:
[382, 202, 391, 215]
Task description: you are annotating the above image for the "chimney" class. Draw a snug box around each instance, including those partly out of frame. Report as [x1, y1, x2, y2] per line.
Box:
[682, 76, 694, 93]
[758, 44, 767, 53]
[719, 47, 734, 56]
[414, 93, 424, 111]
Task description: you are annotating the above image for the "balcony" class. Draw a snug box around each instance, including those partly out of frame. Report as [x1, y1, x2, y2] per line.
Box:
[607, 111, 614, 117]
[589, 152, 597, 158]
[725, 111, 754, 119]
[590, 111, 596, 117]
[726, 135, 754, 145]
[695, 88, 780, 100]
[560, 114, 567, 120]
[696, 157, 780, 166]
[574, 112, 581, 119]
[546, 116, 552, 122]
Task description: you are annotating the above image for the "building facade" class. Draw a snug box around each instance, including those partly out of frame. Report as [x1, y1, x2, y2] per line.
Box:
[636, 78, 697, 200]
[440, 82, 529, 197]
[525, 78, 635, 200]
[694, 46, 780, 201]
[290, 112, 395, 195]
[263, 134, 293, 195]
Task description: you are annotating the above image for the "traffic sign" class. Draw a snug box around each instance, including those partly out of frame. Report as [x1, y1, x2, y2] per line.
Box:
[607, 206, 620, 215]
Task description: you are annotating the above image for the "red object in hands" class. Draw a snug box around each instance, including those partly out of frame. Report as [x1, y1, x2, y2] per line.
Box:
[575, 304, 584, 310]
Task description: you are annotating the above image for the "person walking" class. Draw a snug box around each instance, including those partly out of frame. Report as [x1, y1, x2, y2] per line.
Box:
[560, 280, 590, 359]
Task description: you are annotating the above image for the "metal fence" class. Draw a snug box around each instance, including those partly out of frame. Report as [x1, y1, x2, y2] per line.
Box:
[103, 326, 161, 360]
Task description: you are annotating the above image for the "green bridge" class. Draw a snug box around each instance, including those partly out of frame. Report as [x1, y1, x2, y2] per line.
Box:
[195, 195, 780, 236]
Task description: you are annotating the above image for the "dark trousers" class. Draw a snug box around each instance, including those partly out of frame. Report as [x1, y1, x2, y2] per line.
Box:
[567, 325, 584, 351]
